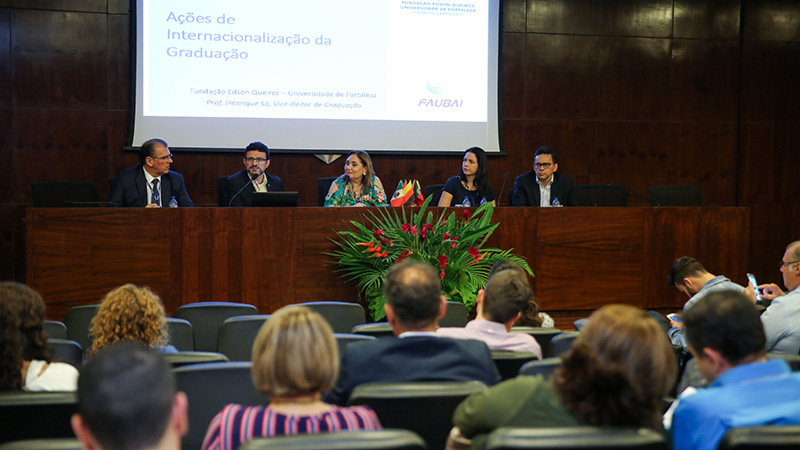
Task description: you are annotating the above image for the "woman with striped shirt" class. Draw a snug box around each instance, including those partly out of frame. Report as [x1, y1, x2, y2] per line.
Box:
[201, 306, 381, 450]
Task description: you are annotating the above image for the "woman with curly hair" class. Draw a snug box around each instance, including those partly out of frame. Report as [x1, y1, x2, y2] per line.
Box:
[89, 284, 175, 355]
[0, 282, 79, 391]
[451, 304, 677, 449]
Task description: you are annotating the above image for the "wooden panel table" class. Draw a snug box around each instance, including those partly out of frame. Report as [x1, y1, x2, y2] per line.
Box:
[26, 206, 750, 329]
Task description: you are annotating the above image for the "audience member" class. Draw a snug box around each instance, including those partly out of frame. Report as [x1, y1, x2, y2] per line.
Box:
[109, 138, 193, 207]
[202, 305, 381, 450]
[324, 260, 500, 406]
[666, 256, 744, 347]
[512, 147, 577, 207]
[487, 260, 553, 328]
[670, 290, 800, 450]
[437, 270, 542, 359]
[0, 282, 78, 391]
[324, 150, 387, 206]
[71, 342, 188, 450]
[757, 240, 800, 354]
[451, 304, 676, 449]
[438, 147, 496, 207]
[89, 284, 176, 355]
[225, 141, 284, 207]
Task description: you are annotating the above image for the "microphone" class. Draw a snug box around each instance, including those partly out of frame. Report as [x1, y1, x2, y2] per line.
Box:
[497, 171, 509, 206]
[228, 170, 261, 207]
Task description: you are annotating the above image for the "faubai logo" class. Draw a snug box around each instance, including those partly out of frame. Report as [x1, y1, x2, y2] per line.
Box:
[418, 99, 463, 107]
[426, 79, 444, 95]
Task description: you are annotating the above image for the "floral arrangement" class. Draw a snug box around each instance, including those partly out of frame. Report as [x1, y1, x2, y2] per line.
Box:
[328, 196, 533, 321]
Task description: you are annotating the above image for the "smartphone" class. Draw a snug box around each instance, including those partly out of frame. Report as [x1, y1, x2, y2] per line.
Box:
[667, 313, 681, 324]
[747, 273, 762, 303]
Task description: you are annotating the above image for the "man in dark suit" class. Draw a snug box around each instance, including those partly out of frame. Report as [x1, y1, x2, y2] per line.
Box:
[109, 138, 193, 207]
[512, 146, 578, 207]
[224, 141, 284, 207]
[324, 260, 501, 406]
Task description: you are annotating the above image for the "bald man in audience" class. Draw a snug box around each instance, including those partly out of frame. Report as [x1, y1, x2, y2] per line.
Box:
[324, 260, 500, 405]
[71, 342, 188, 450]
[756, 240, 800, 354]
[437, 269, 542, 359]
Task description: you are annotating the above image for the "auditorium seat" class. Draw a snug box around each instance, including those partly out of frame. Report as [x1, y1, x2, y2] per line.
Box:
[648, 185, 702, 207]
[64, 304, 100, 352]
[491, 350, 538, 381]
[238, 430, 427, 450]
[518, 357, 561, 378]
[349, 380, 487, 450]
[423, 184, 444, 206]
[165, 317, 194, 351]
[351, 322, 394, 338]
[0, 438, 82, 450]
[47, 339, 83, 369]
[484, 426, 667, 450]
[162, 351, 229, 367]
[574, 184, 628, 206]
[334, 333, 376, 355]
[216, 315, 271, 361]
[173, 361, 269, 450]
[0, 392, 77, 444]
[511, 327, 562, 358]
[31, 181, 98, 208]
[43, 320, 67, 340]
[317, 176, 338, 206]
[717, 425, 800, 450]
[173, 302, 258, 352]
[440, 301, 469, 327]
[294, 301, 366, 333]
[550, 331, 580, 358]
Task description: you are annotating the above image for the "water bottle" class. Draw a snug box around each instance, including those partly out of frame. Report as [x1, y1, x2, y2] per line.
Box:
[551, 197, 561, 207]
[168, 196, 178, 208]
[463, 196, 471, 207]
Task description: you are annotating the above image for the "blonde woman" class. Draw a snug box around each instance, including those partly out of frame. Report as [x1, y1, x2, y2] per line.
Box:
[89, 284, 175, 355]
[202, 305, 381, 450]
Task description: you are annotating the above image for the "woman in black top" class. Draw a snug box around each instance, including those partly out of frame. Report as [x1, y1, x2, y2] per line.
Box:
[438, 147, 496, 207]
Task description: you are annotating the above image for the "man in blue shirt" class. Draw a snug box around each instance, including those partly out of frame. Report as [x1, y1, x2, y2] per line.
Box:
[671, 290, 800, 450]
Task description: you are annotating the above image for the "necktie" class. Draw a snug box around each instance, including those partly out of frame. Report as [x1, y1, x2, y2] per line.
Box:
[151, 179, 160, 206]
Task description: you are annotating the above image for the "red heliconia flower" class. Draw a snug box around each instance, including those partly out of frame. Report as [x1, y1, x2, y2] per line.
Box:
[422, 223, 434, 233]
[401, 223, 412, 233]
[469, 246, 480, 259]
[442, 232, 451, 242]
[395, 249, 412, 264]
[462, 210, 470, 220]
[409, 225, 417, 235]
[450, 236, 459, 249]
[420, 228, 428, 240]
[440, 271, 446, 280]
[380, 237, 394, 247]
[438, 254, 448, 270]
[373, 229, 385, 239]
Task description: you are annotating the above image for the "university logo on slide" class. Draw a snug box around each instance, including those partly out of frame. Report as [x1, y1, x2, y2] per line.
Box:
[426, 79, 445, 95]
[420, 79, 462, 108]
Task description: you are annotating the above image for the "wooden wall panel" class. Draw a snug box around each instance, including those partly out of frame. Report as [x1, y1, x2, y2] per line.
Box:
[526, 0, 602, 35]
[502, 0, 526, 33]
[669, 39, 739, 123]
[501, 32, 525, 119]
[107, 13, 130, 110]
[743, 0, 800, 42]
[0, 9, 9, 107]
[671, 123, 738, 205]
[9, 0, 105, 11]
[600, 0, 673, 37]
[673, 0, 741, 40]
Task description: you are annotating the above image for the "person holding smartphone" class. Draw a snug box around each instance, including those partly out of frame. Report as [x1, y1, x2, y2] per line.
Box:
[755, 240, 800, 354]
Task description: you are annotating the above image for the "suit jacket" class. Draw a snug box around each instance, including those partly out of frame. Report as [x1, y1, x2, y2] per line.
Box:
[109, 165, 193, 207]
[512, 171, 578, 207]
[224, 170, 285, 207]
[323, 335, 501, 406]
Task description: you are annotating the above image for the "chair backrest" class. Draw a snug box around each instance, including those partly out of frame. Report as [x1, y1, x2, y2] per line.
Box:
[31, 181, 98, 207]
[0, 438, 83, 450]
[173, 302, 259, 351]
[294, 301, 366, 333]
[334, 333, 377, 355]
[574, 184, 628, 206]
[423, 184, 445, 206]
[217, 176, 228, 207]
[717, 425, 800, 450]
[511, 327, 562, 359]
[648, 185, 702, 207]
[349, 381, 487, 450]
[165, 317, 194, 351]
[162, 351, 229, 367]
[351, 323, 395, 339]
[767, 353, 800, 371]
[518, 357, 561, 378]
[216, 315, 271, 361]
[318, 176, 338, 206]
[43, 320, 67, 340]
[507, 188, 514, 206]
[173, 361, 270, 450]
[238, 430, 427, 450]
[47, 339, 83, 369]
[550, 331, 580, 358]
[485, 426, 667, 450]
[440, 301, 469, 327]
[0, 392, 77, 444]
[492, 350, 538, 381]
[64, 304, 100, 352]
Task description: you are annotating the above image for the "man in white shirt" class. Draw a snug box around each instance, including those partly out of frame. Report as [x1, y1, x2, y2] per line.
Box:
[757, 240, 800, 354]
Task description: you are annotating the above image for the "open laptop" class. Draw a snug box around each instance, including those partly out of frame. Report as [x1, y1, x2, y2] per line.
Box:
[251, 192, 299, 207]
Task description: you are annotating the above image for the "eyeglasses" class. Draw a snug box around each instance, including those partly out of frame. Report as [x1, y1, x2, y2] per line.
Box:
[151, 153, 173, 161]
[245, 157, 267, 163]
[534, 163, 552, 169]
[780, 260, 800, 269]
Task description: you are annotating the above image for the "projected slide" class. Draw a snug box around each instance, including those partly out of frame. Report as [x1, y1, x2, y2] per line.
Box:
[134, 0, 500, 153]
